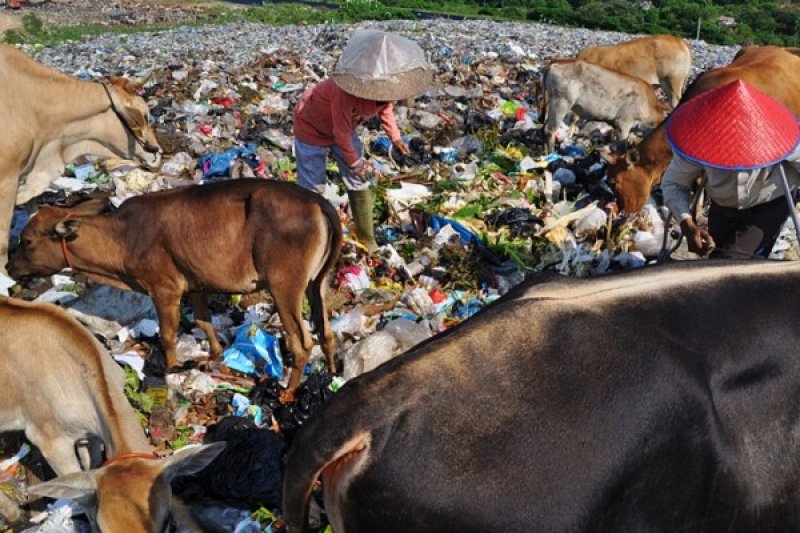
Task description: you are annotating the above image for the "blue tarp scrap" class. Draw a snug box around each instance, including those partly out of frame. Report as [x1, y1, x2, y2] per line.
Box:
[428, 215, 482, 245]
[198, 144, 263, 180]
[222, 323, 283, 378]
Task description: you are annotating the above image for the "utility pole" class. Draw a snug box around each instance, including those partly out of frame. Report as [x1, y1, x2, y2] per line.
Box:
[696, 17, 701, 41]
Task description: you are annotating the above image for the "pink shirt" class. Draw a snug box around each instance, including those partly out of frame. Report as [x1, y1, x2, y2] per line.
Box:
[294, 79, 403, 167]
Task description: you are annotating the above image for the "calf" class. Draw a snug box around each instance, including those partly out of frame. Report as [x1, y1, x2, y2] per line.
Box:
[285, 260, 800, 532]
[542, 60, 668, 152]
[30, 443, 224, 533]
[7, 179, 342, 395]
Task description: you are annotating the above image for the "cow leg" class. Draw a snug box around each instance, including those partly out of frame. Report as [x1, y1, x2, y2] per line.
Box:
[567, 111, 580, 140]
[617, 120, 634, 144]
[25, 426, 81, 475]
[271, 282, 314, 400]
[666, 76, 682, 108]
[545, 100, 571, 152]
[307, 284, 336, 374]
[0, 172, 19, 274]
[188, 293, 222, 360]
[152, 292, 182, 370]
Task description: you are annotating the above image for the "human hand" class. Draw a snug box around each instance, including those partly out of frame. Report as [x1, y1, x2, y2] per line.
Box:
[392, 139, 410, 157]
[350, 159, 382, 181]
[680, 218, 715, 256]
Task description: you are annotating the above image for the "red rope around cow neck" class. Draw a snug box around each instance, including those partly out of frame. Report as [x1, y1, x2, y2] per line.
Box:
[103, 452, 159, 467]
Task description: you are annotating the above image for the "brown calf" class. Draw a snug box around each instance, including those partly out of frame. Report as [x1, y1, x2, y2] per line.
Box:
[7, 179, 342, 395]
[29, 444, 224, 533]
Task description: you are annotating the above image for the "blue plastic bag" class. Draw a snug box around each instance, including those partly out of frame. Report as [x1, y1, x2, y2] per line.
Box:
[222, 323, 283, 378]
[198, 144, 261, 180]
[428, 215, 481, 245]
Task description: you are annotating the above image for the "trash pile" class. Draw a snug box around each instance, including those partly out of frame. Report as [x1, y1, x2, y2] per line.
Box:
[3, 0, 205, 28]
[2, 17, 743, 533]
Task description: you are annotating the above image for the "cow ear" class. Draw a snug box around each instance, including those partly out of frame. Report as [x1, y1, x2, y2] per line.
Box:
[108, 75, 134, 94]
[71, 198, 109, 217]
[161, 443, 226, 482]
[54, 219, 81, 240]
[626, 148, 641, 166]
[28, 471, 98, 502]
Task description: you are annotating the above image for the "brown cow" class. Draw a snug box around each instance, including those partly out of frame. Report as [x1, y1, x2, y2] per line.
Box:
[0, 45, 162, 274]
[7, 179, 342, 396]
[577, 34, 692, 107]
[542, 60, 669, 152]
[606, 46, 800, 213]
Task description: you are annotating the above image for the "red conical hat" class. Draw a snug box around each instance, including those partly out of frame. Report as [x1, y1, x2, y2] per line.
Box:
[666, 80, 800, 170]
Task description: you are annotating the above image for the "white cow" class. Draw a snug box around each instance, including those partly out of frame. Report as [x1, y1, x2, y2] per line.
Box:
[0, 45, 161, 273]
[542, 60, 670, 152]
[0, 296, 222, 531]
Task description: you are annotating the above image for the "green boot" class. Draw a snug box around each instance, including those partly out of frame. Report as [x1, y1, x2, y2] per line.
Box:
[347, 189, 379, 253]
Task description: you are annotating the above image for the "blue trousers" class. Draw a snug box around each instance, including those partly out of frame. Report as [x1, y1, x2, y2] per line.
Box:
[294, 135, 370, 192]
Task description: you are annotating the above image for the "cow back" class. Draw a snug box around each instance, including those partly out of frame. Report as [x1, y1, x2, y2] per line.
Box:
[286, 260, 800, 532]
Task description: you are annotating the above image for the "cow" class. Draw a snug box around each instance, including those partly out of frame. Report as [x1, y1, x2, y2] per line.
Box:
[284, 259, 800, 532]
[542, 60, 669, 152]
[0, 45, 162, 274]
[577, 34, 692, 108]
[606, 46, 800, 213]
[0, 296, 224, 530]
[7, 179, 342, 397]
[29, 443, 224, 533]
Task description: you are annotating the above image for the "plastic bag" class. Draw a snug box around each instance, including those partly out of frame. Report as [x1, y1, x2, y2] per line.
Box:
[222, 323, 283, 378]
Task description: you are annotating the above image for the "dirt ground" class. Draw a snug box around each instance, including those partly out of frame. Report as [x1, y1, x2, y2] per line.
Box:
[0, 12, 21, 33]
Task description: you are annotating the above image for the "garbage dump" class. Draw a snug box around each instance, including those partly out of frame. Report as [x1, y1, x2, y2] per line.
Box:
[0, 14, 746, 533]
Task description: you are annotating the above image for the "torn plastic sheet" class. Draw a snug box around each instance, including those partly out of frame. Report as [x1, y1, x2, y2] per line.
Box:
[222, 323, 283, 378]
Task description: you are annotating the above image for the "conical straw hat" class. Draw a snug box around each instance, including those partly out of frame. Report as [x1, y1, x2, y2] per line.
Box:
[333, 29, 433, 101]
[666, 79, 800, 170]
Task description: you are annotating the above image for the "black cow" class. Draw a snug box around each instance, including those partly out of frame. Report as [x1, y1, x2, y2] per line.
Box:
[284, 260, 800, 532]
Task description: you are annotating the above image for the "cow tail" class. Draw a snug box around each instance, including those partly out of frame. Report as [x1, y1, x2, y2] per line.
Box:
[308, 197, 343, 359]
[538, 66, 549, 125]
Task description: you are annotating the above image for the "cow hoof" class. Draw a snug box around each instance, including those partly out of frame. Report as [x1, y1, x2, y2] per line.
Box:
[279, 389, 297, 404]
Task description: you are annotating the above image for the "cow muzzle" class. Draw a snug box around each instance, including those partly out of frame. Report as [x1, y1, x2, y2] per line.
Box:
[140, 149, 162, 171]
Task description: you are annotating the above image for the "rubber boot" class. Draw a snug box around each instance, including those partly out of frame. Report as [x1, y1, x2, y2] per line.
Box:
[347, 189, 379, 253]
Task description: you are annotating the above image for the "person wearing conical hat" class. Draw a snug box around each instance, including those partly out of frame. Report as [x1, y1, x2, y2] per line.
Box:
[293, 29, 433, 253]
[662, 79, 800, 259]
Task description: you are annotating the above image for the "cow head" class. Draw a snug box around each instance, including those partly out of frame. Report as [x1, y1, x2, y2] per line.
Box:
[28, 444, 224, 533]
[6, 200, 107, 278]
[602, 147, 653, 214]
[105, 78, 162, 169]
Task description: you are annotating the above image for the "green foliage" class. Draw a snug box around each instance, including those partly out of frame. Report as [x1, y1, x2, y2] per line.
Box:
[3, 0, 798, 47]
